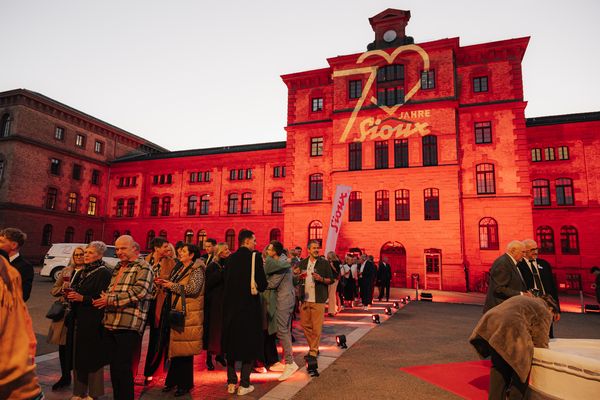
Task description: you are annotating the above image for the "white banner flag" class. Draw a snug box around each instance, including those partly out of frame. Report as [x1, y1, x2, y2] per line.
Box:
[324, 185, 352, 255]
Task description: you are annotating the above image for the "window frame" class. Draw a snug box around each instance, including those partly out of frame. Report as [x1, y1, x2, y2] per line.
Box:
[479, 217, 499, 250]
[311, 97, 324, 112]
[474, 121, 492, 144]
[556, 178, 574, 206]
[394, 189, 410, 221]
[227, 193, 239, 214]
[420, 69, 435, 90]
[473, 76, 489, 93]
[374, 141, 389, 169]
[560, 226, 579, 255]
[375, 190, 390, 221]
[75, 133, 86, 148]
[532, 179, 551, 206]
[349, 79, 363, 99]
[394, 139, 409, 168]
[309, 173, 323, 201]
[94, 140, 104, 154]
[200, 194, 210, 215]
[531, 148, 542, 162]
[424, 188, 440, 220]
[241, 192, 252, 214]
[422, 135, 438, 166]
[310, 137, 324, 157]
[348, 191, 362, 222]
[271, 191, 283, 213]
[476, 163, 496, 195]
[348, 142, 362, 171]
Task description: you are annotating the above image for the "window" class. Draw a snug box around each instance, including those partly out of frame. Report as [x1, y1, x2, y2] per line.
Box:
[270, 228, 282, 242]
[225, 229, 236, 251]
[75, 134, 86, 148]
[153, 175, 159, 184]
[558, 146, 569, 160]
[64, 227, 75, 243]
[94, 140, 104, 154]
[126, 198, 135, 217]
[246, 169, 252, 180]
[166, 174, 172, 184]
[348, 142, 362, 171]
[544, 147, 555, 161]
[150, 197, 159, 216]
[227, 193, 238, 214]
[50, 158, 61, 175]
[146, 230, 155, 250]
[273, 166, 281, 178]
[309, 173, 323, 200]
[200, 194, 210, 215]
[241, 192, 252, 214]
[42, 224, 53, 246]
[377, 87, 404, 106]
[375, 190, 389, 221]
[565, 274, 582, 290]
[476, 163, 496, 194]
[46, 188, 58, 209]
[84, 229, 93, 244]
[189, 172, 196, 183]
[394, 189, 410, 221]
[475, 122, 492, 144]
[272, 191, 283, 213]
[54, 127, 65, 140]
[187, 195, 198, 215]
[87, 196, 97, 216]
[422, 135, 438, 166]
[531, 148, 542, 162]
[91, 169, 100, 185]
[560, 226, 579, 254]
[394, 139, 408, 168]
[311, 97, 323, 112]
[116, 199, 124, 217]
[532, 179, 550, 206]
[479, 217, 499, 250]
[311, 137, 323, 157]
[308, 220, 323, 247]
[197, 230, 207, 247]
[377, 65, 405, 106]
[473, 76, 488, 92]
[556, 178, 574, 206]
[536, 226, 555, 254]
[204, 171, 211, 182]
[161, 197, 171, 216]
[184, 230, 194, 244]
[159, 230, 168, 240]
[1, 113, 11, 137]
[349, 80, 362, 99]
[375, 141, 389, 169]
[348, 191, 362, 222]
[237, 169, 244, 180]
[425, 252, 440, 273]
[67, 192, 78, 213]
[230, 170, 236, 180]
[72, 164, 82, 180]
[420, 70, 435, 89]
[424, 188, 440, 220]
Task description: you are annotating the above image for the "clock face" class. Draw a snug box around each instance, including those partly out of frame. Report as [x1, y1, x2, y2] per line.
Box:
[383, 30, 397, 43]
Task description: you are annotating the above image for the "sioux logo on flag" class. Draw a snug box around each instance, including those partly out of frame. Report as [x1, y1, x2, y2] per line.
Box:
[325, 185, 352, 254]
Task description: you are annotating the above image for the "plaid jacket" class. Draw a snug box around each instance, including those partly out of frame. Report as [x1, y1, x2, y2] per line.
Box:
[103, 258, 154, 334]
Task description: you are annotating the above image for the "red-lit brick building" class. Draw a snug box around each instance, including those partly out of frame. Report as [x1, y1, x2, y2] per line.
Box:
[1, 9, 598, 295]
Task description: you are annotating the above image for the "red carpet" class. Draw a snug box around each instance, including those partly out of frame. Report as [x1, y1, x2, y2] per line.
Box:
[400, 360, 491, 400]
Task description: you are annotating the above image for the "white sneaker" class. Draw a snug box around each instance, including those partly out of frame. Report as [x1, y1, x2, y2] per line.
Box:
[237, 385, 255, 396]
[269, 361, 285, 372]
[227, 383, 236, 394]
[278, 361, 299, 381]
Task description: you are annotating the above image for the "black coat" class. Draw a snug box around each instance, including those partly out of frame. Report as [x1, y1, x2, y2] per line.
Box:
[377, 262, 392, 283]
[517, 258, 561, 311]
[483, 254, 526, 313]
[203, 258, 226, 353]
[222, 247, 267, 361]
[70, 263, 112, 373]
[11, 255, 33, 301]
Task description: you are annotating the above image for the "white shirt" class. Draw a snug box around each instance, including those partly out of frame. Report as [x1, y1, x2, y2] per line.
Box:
[350, 263, 358, 279]
[359, 260, 366, 274]
[9, 252, 19, 263]
[305, 258, 317, 303]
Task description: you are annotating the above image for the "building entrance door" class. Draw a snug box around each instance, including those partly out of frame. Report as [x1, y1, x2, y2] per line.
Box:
[380, 241, 407, 288]
[424, 248, 442, 290]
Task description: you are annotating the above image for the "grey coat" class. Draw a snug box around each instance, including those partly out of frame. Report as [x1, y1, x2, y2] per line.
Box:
[264, 255, 295, 335]
[483, 253, 526, 313]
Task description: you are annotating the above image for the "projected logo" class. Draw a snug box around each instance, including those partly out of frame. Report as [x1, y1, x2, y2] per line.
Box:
[333, 44, 432, 143]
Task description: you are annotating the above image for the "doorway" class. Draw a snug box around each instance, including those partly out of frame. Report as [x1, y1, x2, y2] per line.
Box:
[380, 241, 407, 287]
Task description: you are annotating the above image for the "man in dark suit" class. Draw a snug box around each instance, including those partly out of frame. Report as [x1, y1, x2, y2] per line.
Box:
[358, 254, 376, 310]
[518, 239, 561, 337]
[483, 240, 531, 313]
[0, 228, 33, 301]
[377, 257, 392, 302]
[202, 238, 217, 265]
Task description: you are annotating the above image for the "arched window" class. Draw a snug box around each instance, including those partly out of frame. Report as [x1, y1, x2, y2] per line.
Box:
[200, 194, 210, 215]
[476, 163, 496, 194]
[348, 191, 362, 221]
[150, 197, 159, 216]
[225, 229, 236, 251]
[308, 220, 323, 247]
[560, 226, 579, 254]
[556, 178, 574, 206]
[227, 193, 238, 214]
[241, 192, 252, 214]
[375, 190, 389, 221]
[67, 192, 78, 213]
[159, 230, 168, 240]
[479, 217, 499, 250]
[87, 196, 97, 216]
[536, 226, 555, 254]
[84, 229, 93, 244]
[64, 226, 75, 243]
[41, 224, 53, 246]
[146, 230, 155, 250]
[161, 196, 171, 216]
[197, 230, 207, 248]
[394, 189, 410, 221]
[184, 229, 194, 244]
[270, 228, 282, 242]
[113, 230, 121, 243]
[187, 195, 198, 215]
[424, 188, 440, 220]
[1, 113, 11, 137]
[309, 173, 323, 200]
[422, 135, 438, 166]
[116, 198, 124, 217]
[46, 187, 58, 210]
[532, 179, 550, 206]
[124, 230, 131, 236]
[126, 198, 135, 217]
[271, 191, 283, 213]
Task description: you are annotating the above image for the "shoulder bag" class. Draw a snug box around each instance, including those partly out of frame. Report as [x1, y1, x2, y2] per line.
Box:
[169, 292, 186, 330]
[45, 300, 67, 321]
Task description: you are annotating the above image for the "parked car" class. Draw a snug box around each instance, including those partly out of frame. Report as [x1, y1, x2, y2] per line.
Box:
[40, 243, 119, 281]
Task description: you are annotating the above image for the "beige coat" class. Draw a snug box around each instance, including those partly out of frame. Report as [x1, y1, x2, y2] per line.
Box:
[469, 295, 552, 382]
[169, 261, 204, 358]
[145, 254, 177, 328]
[46, 266, 75, 345]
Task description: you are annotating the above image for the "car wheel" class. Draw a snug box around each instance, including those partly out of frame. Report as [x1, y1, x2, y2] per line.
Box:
[51, 267, 64, 282]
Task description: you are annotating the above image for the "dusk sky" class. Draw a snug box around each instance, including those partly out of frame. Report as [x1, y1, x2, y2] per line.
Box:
[3, 0, 599, 151]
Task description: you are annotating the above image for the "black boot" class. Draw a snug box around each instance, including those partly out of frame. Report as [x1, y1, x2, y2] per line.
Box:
[206, 356, 215, 371]
[51, 375, 71, 391]
[215, 354, 226, 367]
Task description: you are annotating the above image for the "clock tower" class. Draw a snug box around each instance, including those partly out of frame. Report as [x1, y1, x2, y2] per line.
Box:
[367, 8, 414, 50]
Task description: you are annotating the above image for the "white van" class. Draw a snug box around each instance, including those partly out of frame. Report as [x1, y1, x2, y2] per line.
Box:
[40, 243, 119, 281]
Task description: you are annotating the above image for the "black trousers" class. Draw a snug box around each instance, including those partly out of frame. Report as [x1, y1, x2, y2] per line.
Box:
[489, 349, 529, 400]
[105, 329, 141, 400]
[263, 332, 279, 367]
[165, 356, 194, 391]
[58, 344, 71, 379]
[378, 280, 391, 301]
[227, 358, 252, 388]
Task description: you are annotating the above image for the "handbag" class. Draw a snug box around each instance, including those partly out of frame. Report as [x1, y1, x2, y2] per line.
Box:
[45, 300, 67, 321]
[169, 292, 186, 329]
[251, 252, 258, 295]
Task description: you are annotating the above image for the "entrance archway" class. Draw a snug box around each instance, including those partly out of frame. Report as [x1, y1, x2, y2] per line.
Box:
[380, 241, 407, 287]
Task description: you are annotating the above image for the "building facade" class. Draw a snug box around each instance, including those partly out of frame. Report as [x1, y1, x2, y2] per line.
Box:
[1, 9, 598, 295]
